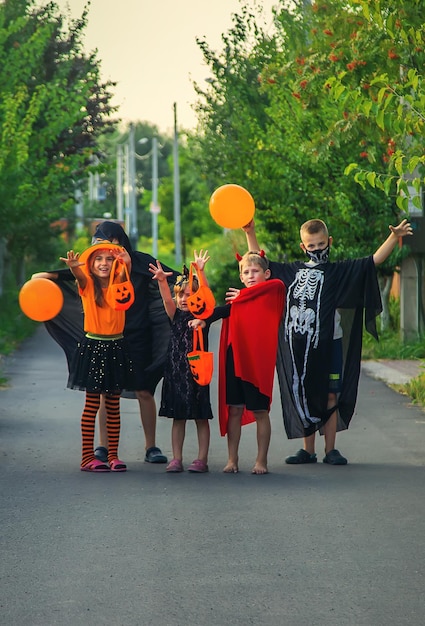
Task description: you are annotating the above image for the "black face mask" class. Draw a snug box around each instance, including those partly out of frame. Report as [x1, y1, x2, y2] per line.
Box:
[305, 244, 330, 264]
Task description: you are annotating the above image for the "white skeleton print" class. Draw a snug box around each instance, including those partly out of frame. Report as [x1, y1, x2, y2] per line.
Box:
[285, 267, 325, 427]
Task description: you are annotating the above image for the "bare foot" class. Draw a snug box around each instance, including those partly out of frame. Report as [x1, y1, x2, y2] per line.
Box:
[223, 461, 238, 473]
[251, 462, 268, 475]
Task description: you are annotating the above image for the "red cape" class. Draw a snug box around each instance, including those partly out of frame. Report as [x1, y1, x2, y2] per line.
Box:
[218, 279, 286, 436]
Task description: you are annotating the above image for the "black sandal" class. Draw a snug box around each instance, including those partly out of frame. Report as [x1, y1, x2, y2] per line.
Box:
[285, 449, 317, 464]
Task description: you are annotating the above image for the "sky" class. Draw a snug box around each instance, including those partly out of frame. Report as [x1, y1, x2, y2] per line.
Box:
[54, 0, 278, 133]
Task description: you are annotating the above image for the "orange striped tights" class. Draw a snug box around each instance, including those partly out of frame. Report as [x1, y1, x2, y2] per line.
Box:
[81, 392, 121, 467]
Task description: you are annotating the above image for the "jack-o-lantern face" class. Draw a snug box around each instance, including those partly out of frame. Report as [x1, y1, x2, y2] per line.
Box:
[187, 352, 213, 386]
[188, 356, 200, 381]
[114, 284, 132, 304]
[186, 326, 214, 386]
[188, 295, 206, 316]
[107, 281, 135, 310]
[187, 286, 216, 319]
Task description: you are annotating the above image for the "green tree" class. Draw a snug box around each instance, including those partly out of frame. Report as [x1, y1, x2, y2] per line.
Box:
[0, 0, 117, 288]
[194, 1, 395, 254]
[296, 0, 425, 211]
[193, 0, 406, 324]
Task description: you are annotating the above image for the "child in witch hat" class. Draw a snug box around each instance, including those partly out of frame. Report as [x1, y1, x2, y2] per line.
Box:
[60, 241, 136, 472]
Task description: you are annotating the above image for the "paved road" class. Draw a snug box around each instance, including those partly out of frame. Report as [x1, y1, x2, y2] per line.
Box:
[1, 325, 425, 626]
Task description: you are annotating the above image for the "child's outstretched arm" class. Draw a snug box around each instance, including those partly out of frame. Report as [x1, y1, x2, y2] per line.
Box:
[193, 249, 210, 285]
[373, 219, 413, 265]
[225, 287, 241, 302]
[242, 219, 261, 251]
[59, 251, 87, 289]
[149, 260, 176, 320]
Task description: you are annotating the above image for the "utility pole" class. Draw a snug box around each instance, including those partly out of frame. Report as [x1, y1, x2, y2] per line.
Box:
[173, 102, 182, 266]
[151, 136, 160, 258]
[124, 142, 131, 235]
[116, 143, 124, 222]
[128, 123, 139, 250]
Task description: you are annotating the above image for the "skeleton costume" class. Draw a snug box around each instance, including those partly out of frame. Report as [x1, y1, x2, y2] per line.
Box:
[270, 256, 382, 439]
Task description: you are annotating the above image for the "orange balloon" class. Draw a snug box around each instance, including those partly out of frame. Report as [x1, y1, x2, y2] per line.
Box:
[19, 278, 64, 322]
[209, 184, 255, 229]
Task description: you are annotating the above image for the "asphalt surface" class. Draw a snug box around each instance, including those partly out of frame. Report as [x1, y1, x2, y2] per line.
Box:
[1, 325, 425, 626]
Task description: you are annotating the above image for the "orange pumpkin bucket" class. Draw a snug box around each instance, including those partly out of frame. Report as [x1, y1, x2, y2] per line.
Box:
[186, 262, 216, 319]
[105, 259, 135, 311]
[187, 327, 214, 386]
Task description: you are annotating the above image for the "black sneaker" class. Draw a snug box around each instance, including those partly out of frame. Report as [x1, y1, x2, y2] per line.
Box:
[285, 449, 317, 464]
[323, 449, 348, 465]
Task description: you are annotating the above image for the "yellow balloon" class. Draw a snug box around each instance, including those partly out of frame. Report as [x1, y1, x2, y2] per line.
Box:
[209, 184, 255, 229]
[19, 278, 64, 322]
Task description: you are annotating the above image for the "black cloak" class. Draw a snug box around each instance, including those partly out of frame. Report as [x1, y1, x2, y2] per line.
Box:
[44, 221, 179, 394]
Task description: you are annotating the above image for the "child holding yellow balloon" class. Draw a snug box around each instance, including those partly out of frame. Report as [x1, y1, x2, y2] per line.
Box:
[244, 217, 412, 466]
[218, 250, 285, 474]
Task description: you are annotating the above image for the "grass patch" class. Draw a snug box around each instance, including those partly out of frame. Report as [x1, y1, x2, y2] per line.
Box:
[360, 296, 425, 407]
[404, 372, 425, 409]
[362, 295, 425, 360]
[362, 329, 425, 360]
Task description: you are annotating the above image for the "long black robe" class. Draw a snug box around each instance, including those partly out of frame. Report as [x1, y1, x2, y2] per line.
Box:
[270, 256, 382, 439]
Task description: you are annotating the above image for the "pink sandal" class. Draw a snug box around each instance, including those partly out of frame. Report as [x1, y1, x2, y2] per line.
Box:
[166, 459, 184, 473]
[187, 459, 208, 473]
[81, 459, 110, 473]
[110, 459, 127, 472]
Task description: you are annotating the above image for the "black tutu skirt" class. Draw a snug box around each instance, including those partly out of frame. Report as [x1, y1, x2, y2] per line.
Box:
[67, 335, 136, 394]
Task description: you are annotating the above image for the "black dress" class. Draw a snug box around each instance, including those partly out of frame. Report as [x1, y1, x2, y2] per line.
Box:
[159, 309, 213, 421]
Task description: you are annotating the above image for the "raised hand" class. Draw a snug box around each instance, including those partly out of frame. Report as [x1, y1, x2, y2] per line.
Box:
[389, 219, 413, 239]
[149, 260, 173, 282]
[241, 219, 255, 233]
[115, 246, 131, 266]
[194, 249, 210, 271]
[59, 250, 84, 269]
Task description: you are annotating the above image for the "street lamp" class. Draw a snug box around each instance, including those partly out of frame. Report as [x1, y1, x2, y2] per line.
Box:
[116, 128, 161, 256]
[115, 138, 134, 238]
[151, 137, 160, 258]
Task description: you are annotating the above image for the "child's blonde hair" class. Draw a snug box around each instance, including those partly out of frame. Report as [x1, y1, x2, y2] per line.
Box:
[238, 250, 269, 272]
[174, 266, 198, 297]
[300, 219, 329, 240]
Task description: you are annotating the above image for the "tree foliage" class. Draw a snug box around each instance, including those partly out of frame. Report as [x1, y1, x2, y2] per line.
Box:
[0, 0, 117, 283]
[310, 0, 425, 211]
[193, 0, 406, 269]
